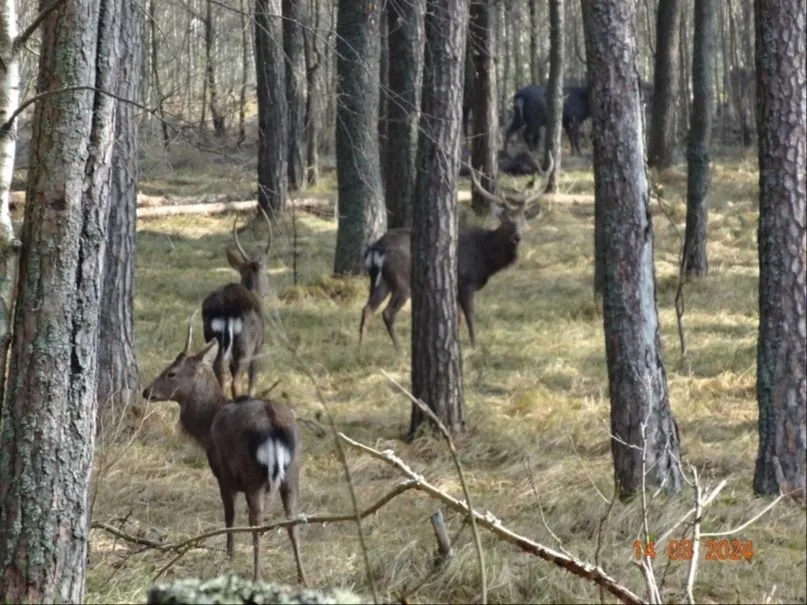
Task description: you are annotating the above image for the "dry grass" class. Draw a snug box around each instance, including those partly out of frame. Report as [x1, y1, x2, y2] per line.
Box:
[86, 147, 805, 604]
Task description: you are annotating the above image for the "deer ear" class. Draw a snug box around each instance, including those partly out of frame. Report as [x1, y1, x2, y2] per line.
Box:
[226, 246, 246, 270]
[198, 339, 219, 366]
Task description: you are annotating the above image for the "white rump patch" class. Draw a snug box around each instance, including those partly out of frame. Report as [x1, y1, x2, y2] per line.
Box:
[230, 318, 243, 335]
[211, 318, 226, 333]
[256, 438, 292, 484]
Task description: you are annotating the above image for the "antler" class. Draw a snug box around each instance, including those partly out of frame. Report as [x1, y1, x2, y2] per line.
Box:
[469, 166, 510, 208]
[230, 216, 250, 262]
[256, 204, 273, 257]
[183, 309, 199, 355]
[522, 152, 554, 207]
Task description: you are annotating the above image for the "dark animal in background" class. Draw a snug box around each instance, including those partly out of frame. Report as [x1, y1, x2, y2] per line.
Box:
[142, 324, 307, 585]
[359, 154, 554, 353]
[504, 85, 592, 156]
[202, 213, 271, 398]
[561, 86, 590, 156]
[504, 85, 548, 152]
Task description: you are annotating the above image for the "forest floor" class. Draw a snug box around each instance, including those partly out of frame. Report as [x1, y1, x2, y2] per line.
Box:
[79, 138, 805, 604]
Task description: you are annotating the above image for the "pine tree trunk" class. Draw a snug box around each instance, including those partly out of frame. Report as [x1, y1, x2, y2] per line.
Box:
[333, 0, 385, 275]
[544, 0, 564, 191]
[647, 0, 680, 168]
[682, 0, 715, 278]
[0, 0, 120, 597]
[98, 0, 142, 408]
[304, 0, 322, 186]
[582, 0, 682, 499]
[469, 0, 498, 216]
[409, 0, 467, 440]
[752, 0, 806, 499]
[284, 0, 307, 191]
[384, 0, 424, 229]
[255, 0, 288, 214]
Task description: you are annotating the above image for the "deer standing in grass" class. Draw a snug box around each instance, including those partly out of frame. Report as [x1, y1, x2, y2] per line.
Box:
[142, 321, 307, 585]
[202, 213, 271, 398]
[359, 155, 553, 352]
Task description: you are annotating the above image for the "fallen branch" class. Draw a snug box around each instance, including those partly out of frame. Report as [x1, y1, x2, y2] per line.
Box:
[90, 479, 417, 579]
[338, 433, 646, 605]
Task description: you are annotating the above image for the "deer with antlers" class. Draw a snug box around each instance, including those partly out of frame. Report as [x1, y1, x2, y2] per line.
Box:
[142, 320, 306, 585]
[202, 212, 272, 398]
[359, 154, 553, 352]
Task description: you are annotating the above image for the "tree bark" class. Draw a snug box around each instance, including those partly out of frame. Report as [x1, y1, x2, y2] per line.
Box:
[304, 0, 322, 185]
[255, 0, 288, 214]
[752, 0, 806, 499]
[409, 0, 467, 440]
[238, 0, 249, 146]
[384, 0, 424, 229]
[284, 0, 307, 191]
[647, 0, 680, 168]
[469, 0, 498, 216]
[582, 0, 682, 499]
[333, 0, 386, 275]
[98, 0, 142, 409]
[682, 0, 715, 278]
[0, 0, 120, 598]
[149, 0, 170, 149]
[0, 0, 22, 410]
[543, 0, 564, 191]
[204, 0, 225, 137]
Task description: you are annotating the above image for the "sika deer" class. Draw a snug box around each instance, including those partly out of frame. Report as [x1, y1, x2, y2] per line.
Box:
[202, 212, 271, 398]
[359, 154, 553, 352]
[142, 322, 307, 585]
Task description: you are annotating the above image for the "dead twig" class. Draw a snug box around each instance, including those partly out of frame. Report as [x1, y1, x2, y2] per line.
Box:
[339, 432, 646, 605]
[137, 479, 417, 581]
[381, 369, 488, 605]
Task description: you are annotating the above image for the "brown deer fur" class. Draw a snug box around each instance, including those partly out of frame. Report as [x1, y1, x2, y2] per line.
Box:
[202, 215, 271, 398]
[142, 330, 306, 585]
[359, 156, 552, 352]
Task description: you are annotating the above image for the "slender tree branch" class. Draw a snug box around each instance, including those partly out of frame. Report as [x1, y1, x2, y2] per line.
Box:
[700, 493, 786, 537]
[339, 432, 647, 605]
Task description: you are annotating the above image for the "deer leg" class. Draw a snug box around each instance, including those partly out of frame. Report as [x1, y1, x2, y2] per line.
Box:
[213, 352, 226, 391]
[218, 483, 236, 559]
[382, 288, 410, 354]
[245, 489, 264, 582]
[230, 357, 244, 399]
[247, 357, 259, 398]
[359, 279, 390, 347]
[458, 286, 477, 348]
[280, 468, 307, 586]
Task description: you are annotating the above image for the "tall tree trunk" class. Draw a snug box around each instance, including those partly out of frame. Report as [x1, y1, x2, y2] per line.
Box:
[409, 0, 467, 440]
[544, 0, 564, 191]
[304, 0, 322, 186]
[682, 0, 714, 278]
[0, 0, 22, 411]
[647, 0, 680, 168]
[98, 0, 142, 409]
[333, 0, 385, 275]
[204, 0, 225, 137]
[582, 0, 682, 499]
[255, 0, 288, 215]
[752, 0, 806, 500]
[0, 0, 121, 597]
[529, 0, 539, 83]
[284, 0, 307, 191]
[149, 0, 170, 149]
[237, 0, 249, 147]
[378, 0, 389, 187]
[384, 0, 425, 229]
[469, 0, 498, 216]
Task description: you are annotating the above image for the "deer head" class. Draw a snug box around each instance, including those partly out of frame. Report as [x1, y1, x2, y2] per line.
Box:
[226, 208, 273, 297]
[469, 152, 554, 239]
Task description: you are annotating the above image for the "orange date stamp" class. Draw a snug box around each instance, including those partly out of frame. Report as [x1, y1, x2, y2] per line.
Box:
[633, 539, 754, 561]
